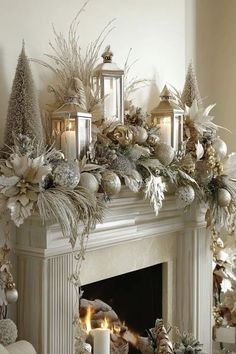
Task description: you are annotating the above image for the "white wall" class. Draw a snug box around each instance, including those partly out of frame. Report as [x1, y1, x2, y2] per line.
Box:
[195, 0, 236, 153]
[0, 0, 186, 146]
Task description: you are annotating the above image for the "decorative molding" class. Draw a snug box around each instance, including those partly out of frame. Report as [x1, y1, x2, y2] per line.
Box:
[14, 191, 212, 354]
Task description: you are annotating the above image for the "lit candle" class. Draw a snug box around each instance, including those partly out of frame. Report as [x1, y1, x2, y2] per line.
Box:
[61, 130, 76, 161]
[160, 117, 171, 146]
[91, 319, 110, 354]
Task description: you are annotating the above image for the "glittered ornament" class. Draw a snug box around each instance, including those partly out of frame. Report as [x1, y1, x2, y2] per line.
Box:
[133, 126, 148, 144]
[213, 137, 227, 160]
[217, 188, 231, 207]
[102, 171, 121, 196]
[5, 288, 18, 304]
[79, 173, 99, 193]
[53, 161, 80, 188]
[154, 143, 175, 166]
[175, 185, 195, 208]
[0, 319, 18, 346]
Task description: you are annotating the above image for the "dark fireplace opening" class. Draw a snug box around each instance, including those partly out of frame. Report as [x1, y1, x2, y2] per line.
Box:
[81, 263, 162, 338]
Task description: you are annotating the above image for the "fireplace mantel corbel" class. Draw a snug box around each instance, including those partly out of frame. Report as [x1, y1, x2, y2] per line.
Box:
[14, 189, 212, 354]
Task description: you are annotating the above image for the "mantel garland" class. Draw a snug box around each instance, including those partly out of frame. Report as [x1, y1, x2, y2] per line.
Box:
[1, 3, 236, 353]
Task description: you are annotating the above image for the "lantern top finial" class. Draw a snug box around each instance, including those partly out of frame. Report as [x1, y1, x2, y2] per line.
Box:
[160, 85, 173, 100]
[102, 45, 113, 63]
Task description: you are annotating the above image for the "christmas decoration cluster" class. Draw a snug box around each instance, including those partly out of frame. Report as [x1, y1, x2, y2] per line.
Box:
[1, 4, 236, 353]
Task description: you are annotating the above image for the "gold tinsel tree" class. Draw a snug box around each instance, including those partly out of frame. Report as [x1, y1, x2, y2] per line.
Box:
[181, 62, 201, 108]
[3, 43, 44, 148]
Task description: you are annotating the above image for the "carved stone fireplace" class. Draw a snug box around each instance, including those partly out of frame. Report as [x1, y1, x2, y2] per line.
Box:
[14, 188, 212, 354]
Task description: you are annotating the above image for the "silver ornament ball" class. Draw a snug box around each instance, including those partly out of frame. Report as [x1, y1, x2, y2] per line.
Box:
[134, 127, 148, 144]
[53, 161, 80, 188]
[0, 319, 18, 346]
[217, 188, 231, 207]
[79, 173, 99, 193]
[5, 288, 18, 304]
[213, 137, 227, 160]
[102, 171, 121, 196]
[175, 185, 195, 208]
[154, 143, 175, 166]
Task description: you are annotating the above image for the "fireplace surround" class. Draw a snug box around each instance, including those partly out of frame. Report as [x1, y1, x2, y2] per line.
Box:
[14, 188, 212, 354]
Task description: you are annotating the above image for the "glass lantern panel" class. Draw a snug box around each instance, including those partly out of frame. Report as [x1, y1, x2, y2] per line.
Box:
[173, 115, 183, 151]
[159, 116, 172, 147]
[103, 76, 121, 120]
[52, 119, 65, 150]
[77, 118, 91, 160]
[60, 118, 76, 161]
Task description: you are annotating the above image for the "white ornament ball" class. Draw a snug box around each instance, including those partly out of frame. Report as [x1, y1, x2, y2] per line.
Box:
[5, 288, 18, 304]
[134, 127, 148, 144]
[175, 185, 195, 208]
[217, 188, 231, 207]
[213, 137, 227, 160]
[0, 319, 18, 346]
[79, 173, 99, 193]
[154, 143, 175, 166]
[102, 171, 121, 196]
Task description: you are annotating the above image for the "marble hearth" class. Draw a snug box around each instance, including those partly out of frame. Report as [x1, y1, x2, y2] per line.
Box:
[14, 188, 212, 354]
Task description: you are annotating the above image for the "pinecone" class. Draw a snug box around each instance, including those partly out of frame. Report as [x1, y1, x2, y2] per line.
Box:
[109, 155, 134, 176]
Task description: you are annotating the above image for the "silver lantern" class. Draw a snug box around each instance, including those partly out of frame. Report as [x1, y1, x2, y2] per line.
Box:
[52, 97, 92, 161]
[92, 46, 124, 123]
[151, 85, 184, 151]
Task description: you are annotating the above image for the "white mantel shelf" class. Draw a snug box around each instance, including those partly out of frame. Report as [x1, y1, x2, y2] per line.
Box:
[14, 188, 212, 354]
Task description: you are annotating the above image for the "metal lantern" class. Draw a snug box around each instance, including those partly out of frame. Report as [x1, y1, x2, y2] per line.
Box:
[151, 85, 184, 151]
[52, 97, 92, 161]
[92, 45, 124, 123]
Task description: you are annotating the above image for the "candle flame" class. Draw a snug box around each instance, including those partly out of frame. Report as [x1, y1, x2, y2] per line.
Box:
[85, 306, 92, 333]
[101, 317, 109, 329]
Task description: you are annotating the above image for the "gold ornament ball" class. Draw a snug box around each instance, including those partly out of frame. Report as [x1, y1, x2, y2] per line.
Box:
[5, 288, 18, 303]
[175, 185, 195, 208]
[134, 127, 148, 144]
[217, 188, 231, 207]
[213, 137, 227, 160]
[79, 173, 99, 193]
[102, 171, 121, 196]
[154, 143, 175, 166]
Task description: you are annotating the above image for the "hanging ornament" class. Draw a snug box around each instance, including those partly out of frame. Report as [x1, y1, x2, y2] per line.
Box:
[154, 143, 175, 166]
[213, 137, 227, 160]
[52, 161, 80, 188]
[0, 319, 18, 346]
[5, 283, 18, 304]
[175, 185, 195, 208]
[79, 173, 99, 193]
[217, 188, 231, 207]
[102, 171, 121, 196]
[133, 126, 148, 144]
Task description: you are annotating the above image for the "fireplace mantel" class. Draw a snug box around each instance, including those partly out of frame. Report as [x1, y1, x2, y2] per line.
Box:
[14, 189, 212, 354]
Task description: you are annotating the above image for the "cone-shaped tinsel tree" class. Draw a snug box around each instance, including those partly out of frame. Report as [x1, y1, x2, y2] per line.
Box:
[4, 42, 44, 148]
[181, 62, 201, 108]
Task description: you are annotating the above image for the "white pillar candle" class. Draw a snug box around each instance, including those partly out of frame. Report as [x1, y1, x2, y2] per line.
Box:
[160, 116, 172, 146]
[92, 328, 110, 354]
[61, 130, 76, 161]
